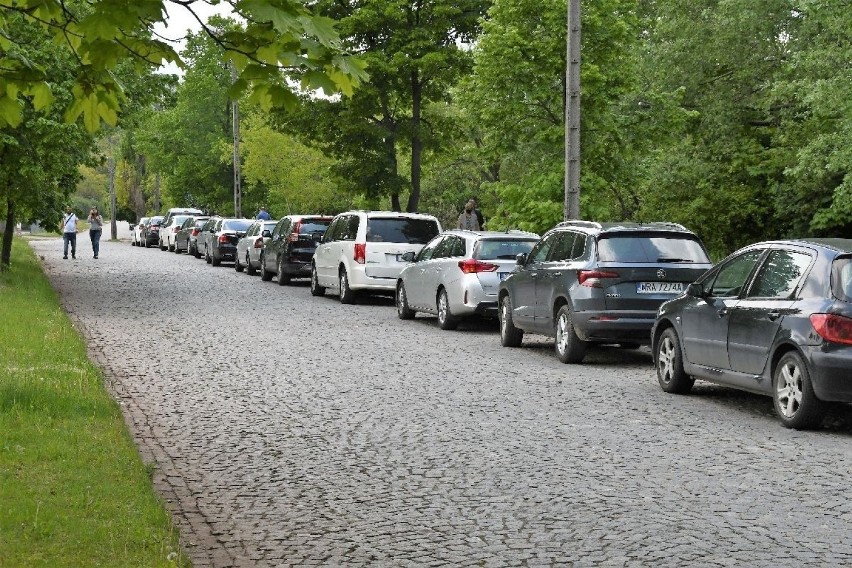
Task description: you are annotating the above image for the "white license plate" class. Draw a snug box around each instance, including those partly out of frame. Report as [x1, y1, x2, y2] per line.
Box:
[636, 281, 685, 294]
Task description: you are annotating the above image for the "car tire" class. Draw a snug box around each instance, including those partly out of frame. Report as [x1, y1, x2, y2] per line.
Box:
[555, 305, 587, 364]
[260, 254, 273, 281]
[339, 270, 356, 304]
[234, 254, 244, 272]
[212, 253, 221, 267]
[773, 351, 825, 430]
[396, 282, 416, 320]
[436, 289, 460, 330]
[310, 265, 325, 297]
[656, 328, 694, 394]
[160, 241, 167, 251]
[277, 258, 290, 286]
[193, 245, 201, 259]
[205, 247, 212, 264]
[499, 295, 523, 347]
[246, 252, 256, 275]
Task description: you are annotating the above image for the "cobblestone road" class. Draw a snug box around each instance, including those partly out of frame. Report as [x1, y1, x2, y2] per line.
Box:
[30, 235, 852, 567]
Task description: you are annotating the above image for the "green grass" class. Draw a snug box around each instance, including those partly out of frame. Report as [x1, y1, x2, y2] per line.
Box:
[0, 238, 189, 567]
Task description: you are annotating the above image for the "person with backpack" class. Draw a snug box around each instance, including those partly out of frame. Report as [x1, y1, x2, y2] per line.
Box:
[60, 206, 78, 259]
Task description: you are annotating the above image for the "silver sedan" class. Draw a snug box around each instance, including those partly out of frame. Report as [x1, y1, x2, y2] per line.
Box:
[235, 220, 278, 274]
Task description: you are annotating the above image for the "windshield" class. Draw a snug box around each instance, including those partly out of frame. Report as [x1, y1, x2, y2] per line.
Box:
[222, 219, 253, 232]
[299, 220, 331, 234]
[366, 218, 440, 244]
[475, 239, 538, 260]
[597, 234, 710, 263]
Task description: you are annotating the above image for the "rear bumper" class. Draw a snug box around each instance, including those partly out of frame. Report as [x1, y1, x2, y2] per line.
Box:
[573, 310, 656, 343]
[214, 244, 237, 260]
[805, 345, 852, 402]
[281, 261, 311, 278]
[349, 266, 397, 292]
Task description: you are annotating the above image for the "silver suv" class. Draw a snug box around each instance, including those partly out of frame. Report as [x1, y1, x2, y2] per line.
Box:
[498, 221, 712, 363]
[311, 211, 442, 303]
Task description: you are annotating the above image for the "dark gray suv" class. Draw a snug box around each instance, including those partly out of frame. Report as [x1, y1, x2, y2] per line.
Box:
[498, 221, 712, 363]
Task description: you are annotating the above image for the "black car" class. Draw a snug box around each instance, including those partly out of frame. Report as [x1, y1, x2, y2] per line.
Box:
[206, 218, 253, 266]
[175, 216, 209, 255]
[260, 215, 333, 284]
[498, 220, 713, 363]
[652, 238, 852, 429]
[140, 216, 164, 248]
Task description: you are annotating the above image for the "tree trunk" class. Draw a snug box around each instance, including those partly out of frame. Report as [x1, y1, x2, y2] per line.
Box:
[385, 133, 401, 212]
[1, 197, 15, 270]
[407, 70, 422, 213]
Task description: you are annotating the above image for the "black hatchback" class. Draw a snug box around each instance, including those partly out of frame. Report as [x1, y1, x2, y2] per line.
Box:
[652, 239, 852, 429]
[260, 215, 333, 284]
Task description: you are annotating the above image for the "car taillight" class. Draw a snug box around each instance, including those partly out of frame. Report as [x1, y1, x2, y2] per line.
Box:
[290, 222, 301, 242]
[810, 314, 852, 346]
[354, 243, 366, 264]
[578, 270, 619, 288]
[218, 234, 229, 244]
[191, 228, 200, 236]
[458, 259, 498, 274]
[254, 237, 264, 249]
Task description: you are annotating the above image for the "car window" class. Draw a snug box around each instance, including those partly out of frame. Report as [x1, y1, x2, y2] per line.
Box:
[336, 215, 359, 241]
[417, 236, 442, 261]
[571, 234, 587, 259]
[365, 217, 439, 244]
[223, 219, 253, 232]
[528, 233, 557, 264]
[446, 236, 466, 257]
[298, 220, 331, 234]
[475, 239, 538, 261]
[832, 257, 852, 302]
[548, 231, 581, 262]
[431, 237, 451, 259]
[597, 234, 709, 263]
[708, 250, 763, 297]
[747, 250, 812, 299]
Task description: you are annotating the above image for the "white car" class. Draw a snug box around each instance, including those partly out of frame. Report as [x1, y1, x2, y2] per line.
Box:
[395, 230, 540, 329]
[235, 220, 277, 274]
[159, 214, 193, 251]
[131, 217, 149, 246]
[311, 211, 441, 303]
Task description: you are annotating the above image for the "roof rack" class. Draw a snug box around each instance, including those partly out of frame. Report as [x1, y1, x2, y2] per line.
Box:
[556, 220, 602, 229]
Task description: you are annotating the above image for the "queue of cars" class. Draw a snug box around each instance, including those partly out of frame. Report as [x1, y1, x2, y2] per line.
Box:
[129, 209, 852, 429]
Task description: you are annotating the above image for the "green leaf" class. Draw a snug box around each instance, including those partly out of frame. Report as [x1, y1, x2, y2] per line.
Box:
[28, 82, 55, 110]
[0, 96, 23, 128]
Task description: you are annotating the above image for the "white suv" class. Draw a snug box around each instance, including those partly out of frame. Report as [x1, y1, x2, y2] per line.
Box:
[311, 211, 442, 303]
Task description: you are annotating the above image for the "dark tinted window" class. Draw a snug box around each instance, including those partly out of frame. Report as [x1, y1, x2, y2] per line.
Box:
[476, 239, 538, 261]
[447, 236, 466, 257]
[832, 257, 852, 302]
[708, 250, 763, 297]
[528, 233, 557, 263]
[748, 250, 812, 299]
[431, 237, 451, 259]
[366, 217, 439, 244]
[597, 234, 709, 263]
[297, 220, 331, 234]
[338, 215, 359, 241]
[222, 219, 253, 232]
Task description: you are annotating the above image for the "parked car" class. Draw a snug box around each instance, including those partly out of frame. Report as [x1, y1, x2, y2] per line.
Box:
[195, 217, 220, 259]
[206, 218, 253, 266]
[131, 217, 149, 246]
[652, 238, 852, 429]
[498, 220, 713, 363]
[235, 220, 277, 274]
[175, 215, 210, 254]
[159, 214, 193, 251]
[311, 211, 442, 303]
[396, 230, 540, 329]
[260, 215, 333, 283]
[140, 216, 164, 248]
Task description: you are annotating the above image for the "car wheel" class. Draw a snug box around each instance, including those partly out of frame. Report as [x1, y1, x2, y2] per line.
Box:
[773, 351, 825, 430]
[205, 247, 212, 264]
[193, 245, 201, 259]
[277, 258, 290, 286]
[396, 282, 416, 320]
[212, 253, 221, 267]
[260, 254, 273, 281]
[160, 241, 167, 251]
[555, 305, 587, 364]
[310, 265, 325, 296]
[656, 328, 694, 394]
[499, 295, 523, 347]
[436, 289, 459, 330]
[339, 270, 356, 304]
[246, 252, 256, 275]
[234, 254, 244, 272]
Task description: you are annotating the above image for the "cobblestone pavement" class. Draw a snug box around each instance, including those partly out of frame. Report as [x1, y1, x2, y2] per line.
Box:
[30, 236, 852, 567]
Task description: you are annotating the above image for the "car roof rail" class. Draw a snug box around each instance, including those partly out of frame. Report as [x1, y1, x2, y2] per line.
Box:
[556, 220, 602, 229]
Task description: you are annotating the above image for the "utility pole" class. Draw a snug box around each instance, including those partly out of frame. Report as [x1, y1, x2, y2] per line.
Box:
[231, 64, 242, 218]
[107, 134, 117, 240]
[564, 0, 581, 220]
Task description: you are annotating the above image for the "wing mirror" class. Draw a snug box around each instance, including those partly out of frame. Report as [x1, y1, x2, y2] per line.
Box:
[262, 230, 271, 238]
[515, 252, 527, 266]
[401, 251, 417, 262]
[686, 282, 706, 298]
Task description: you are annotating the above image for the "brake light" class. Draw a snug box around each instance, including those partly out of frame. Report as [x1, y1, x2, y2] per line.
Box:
[810, 314, 852, 345]
[191, 228, 200, 236]
[254, 237, 264, 249]
[458, 259, 498, 274]
[578, 270, 619, 288]
[354, 243, 366, 264]
[290, 221, 301, 242]
[218, 234, 229, 244]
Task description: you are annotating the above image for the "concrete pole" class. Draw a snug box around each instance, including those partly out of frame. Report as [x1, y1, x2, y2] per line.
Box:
[231, 64, 242, 218]
[564, 0, 581, 220]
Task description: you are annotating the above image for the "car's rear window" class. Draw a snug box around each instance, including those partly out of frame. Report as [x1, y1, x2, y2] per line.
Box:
[298, 220, 331, 234]
[475, 239, 538, 260]
[832, 257, 852, 302]
[223, 219, 253, 232]
[366, 218, 439, 244]
[597, 234, 709, 263]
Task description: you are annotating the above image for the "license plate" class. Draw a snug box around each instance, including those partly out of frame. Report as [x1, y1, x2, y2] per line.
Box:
[636, 281, 685, 294]
[499, 272, 511, 281]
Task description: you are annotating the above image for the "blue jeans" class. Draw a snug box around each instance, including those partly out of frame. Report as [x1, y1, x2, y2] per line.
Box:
[90, 229, 102, 257]
[63, 232, 76, 257]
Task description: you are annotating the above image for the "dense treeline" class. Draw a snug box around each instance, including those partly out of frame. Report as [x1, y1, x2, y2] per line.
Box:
[3, 0, 849, 265]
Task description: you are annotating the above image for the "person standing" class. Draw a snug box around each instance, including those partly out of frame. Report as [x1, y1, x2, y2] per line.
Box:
[256, 207, 272, 220]
[60, 206, 78, 259]
[87, 207, 103, 259]
[471, 197, 485, 229]
[457, 199, 481, 231]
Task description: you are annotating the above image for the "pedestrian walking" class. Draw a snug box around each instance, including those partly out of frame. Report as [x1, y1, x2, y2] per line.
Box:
[457, 199, 481, 231]
[60, 206, 78, 259]
[256, 207, 272, 220]
[471, 197, 485, 229]
[87, 207, 103, 259]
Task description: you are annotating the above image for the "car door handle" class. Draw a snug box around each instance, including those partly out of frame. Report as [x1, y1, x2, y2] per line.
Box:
[767, 311, 781, 321]
[530, 272, 538, 277]
[553, 272, 562, 277]
[717, 308, 729, 318]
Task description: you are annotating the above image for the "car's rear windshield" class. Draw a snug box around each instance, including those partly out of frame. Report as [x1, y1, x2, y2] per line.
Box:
[366, 218, 440, 244]
[475, 239, 538, 260]
[597, 234, 710, 263]
[172, 215, 191, 225]
[223, 219, 253, 232]
[832, 256, 852, 303]
[298, 220, 331, 234]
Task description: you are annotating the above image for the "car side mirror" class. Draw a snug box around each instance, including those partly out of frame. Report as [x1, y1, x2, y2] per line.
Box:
[686, 282, 706, 298]
[262, 230, 271, 238]
[516, 253, 527, 265]
[401, 251, 416, 262]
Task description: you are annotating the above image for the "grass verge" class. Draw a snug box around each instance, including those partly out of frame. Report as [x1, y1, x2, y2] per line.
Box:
[0, 238, 189, 567]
